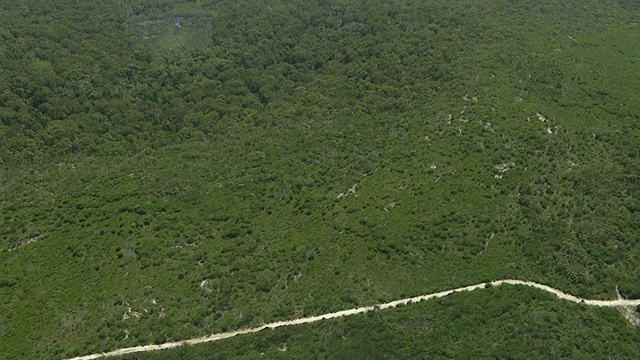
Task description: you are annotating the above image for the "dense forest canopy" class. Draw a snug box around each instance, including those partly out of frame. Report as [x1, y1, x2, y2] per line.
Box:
[1, 0, 639, 358]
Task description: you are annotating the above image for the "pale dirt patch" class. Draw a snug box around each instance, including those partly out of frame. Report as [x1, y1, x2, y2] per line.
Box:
[547, 125, 561, 134]
[494, 162, 514, 173]
[122, 304, 141, 321]
[494, 163, 514, 179]
[618, 306, 640, 326]
[484, 232, 495, 251]
[8, 234, 44, 251]
[383, 201, 396, 212]
[336, 183, 357, 199]
[616, 285, 640, 326]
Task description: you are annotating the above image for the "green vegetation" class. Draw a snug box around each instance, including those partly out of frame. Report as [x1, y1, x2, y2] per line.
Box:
[1, 0, 639, 358]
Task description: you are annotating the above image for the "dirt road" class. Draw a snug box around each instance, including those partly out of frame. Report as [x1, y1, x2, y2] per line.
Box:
[66, 279, 640, 360]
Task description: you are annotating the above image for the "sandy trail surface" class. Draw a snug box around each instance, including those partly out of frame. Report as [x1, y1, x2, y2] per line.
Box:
[67, 279, 640, 360]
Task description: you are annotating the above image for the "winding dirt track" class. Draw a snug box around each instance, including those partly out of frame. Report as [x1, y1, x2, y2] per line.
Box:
[67, 279, 640, 360]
